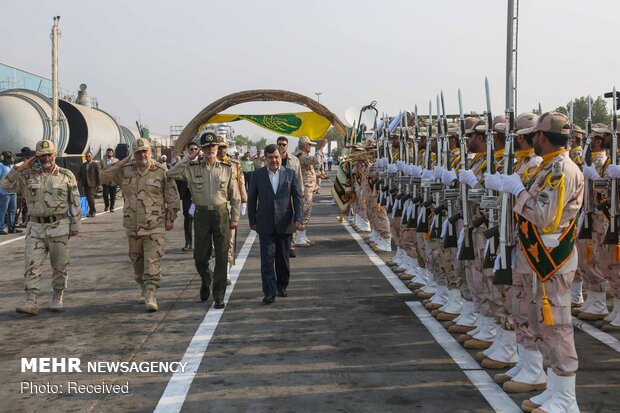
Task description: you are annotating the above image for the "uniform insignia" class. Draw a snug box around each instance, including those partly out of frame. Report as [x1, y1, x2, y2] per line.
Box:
[42, 141, 49, 148]
[552, 161, 563, 177]
[537, 191, 550, 204]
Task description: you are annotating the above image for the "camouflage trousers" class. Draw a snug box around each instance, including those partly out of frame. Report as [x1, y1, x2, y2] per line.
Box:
[453, 220, 471, 299]
[128, 233, 165, 288]
[433, 244, 456, 288]
[425, 239, 446, 287]
[23, 234, 70, 292]
[227, 227, 237, 265]
[366, 195, 391, 239]
[512, 269, 578, 375]
[580, 214, 614, 294]
[389, 215, 402, 249]
[415, 232, 427, 268]
[400, 227, 417, 260]
[301, 188, 314, 230]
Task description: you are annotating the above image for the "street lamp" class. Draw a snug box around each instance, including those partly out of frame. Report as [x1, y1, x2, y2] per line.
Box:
[315, 92, 322, 103]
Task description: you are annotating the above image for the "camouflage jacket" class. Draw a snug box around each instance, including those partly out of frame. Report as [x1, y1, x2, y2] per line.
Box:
[1, 165, 81, 236]
[102, 160, 179, 235]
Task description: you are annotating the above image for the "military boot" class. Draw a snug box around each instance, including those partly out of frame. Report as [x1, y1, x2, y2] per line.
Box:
[139, 284, 147, 304]
[200, 273, 210, 302]
[145, 287, 158, 312]
[16, 290, 38, 315]
[49, 290, 65, 312]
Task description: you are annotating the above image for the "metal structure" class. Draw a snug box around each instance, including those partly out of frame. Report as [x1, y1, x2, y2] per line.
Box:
[51, 16, 61, 143]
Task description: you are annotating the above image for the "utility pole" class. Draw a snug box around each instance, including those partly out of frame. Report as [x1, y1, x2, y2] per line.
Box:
[51, 16, 61, 144]
[315, 92, 322, 103]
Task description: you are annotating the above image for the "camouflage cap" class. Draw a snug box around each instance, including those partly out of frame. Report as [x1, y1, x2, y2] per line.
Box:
[298, 136, 317, 146]
[476, 115, 506, 133]
[133, 138, 151, 152]
[572, 124, 585, 136]
[35, 139, 56, 155]
[592, 120, 620, 134]
[466, 119, 485, 135]
[514, 112, 539, 135]
[217, 132, 229, 147]
[533, 112, 571, 135]
[199, 132, 219, 147]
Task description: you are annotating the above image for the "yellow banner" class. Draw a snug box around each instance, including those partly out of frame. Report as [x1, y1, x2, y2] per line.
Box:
[201, 112, 331, 141]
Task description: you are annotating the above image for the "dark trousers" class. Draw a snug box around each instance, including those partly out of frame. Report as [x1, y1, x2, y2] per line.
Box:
[193, 205, 230, 301]
[85, 187, 97, 213]
[182, 197, 193, 246]
[102, 184, 117, 209]
[258, 232, 292, 298]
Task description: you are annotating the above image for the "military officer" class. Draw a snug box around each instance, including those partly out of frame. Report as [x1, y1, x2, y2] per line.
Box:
[101, 138, 180, 312]
[217, 136, 248, 285]
[168, 132, 240, 309]
[0, 139, 81, 315]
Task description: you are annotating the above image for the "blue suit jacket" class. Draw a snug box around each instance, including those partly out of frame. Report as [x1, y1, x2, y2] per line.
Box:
[248, 166, 303, 234]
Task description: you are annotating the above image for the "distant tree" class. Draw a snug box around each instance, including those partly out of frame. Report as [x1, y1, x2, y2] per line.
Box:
[554, 96, 610, 128]
[233, 134, 267, 149]
[255, 138, 267, 149]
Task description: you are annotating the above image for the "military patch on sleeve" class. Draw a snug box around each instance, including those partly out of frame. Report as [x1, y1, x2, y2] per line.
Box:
[552, 161, 563, 177]
[537, 191, 550, 204]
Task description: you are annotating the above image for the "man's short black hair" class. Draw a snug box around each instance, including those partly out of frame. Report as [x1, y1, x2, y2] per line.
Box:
[264, 144, 279, 155]
[276, 136, 288, 143]
[106, 148, 114, 152]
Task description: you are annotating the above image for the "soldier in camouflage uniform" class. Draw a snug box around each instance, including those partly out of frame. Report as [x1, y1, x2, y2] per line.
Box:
[101, 138, 180, 312]
[217, 136, 248, 285]
[296, 136, 327, 247]
[0, 140, 81, 315]
[168, 132, 240, 309]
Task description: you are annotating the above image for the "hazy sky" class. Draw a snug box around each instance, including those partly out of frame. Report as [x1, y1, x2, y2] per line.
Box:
[1, 0, 618, 146]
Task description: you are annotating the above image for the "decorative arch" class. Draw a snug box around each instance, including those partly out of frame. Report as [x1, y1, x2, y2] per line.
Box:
[174, 89, 347, 153]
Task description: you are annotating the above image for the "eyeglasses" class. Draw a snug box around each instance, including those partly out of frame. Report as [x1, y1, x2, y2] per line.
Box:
[277, 143, 287, 146]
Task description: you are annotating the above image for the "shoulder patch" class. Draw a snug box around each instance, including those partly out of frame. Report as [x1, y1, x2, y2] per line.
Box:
[551, 161, 563, 177]
[537, 191, 550, 204]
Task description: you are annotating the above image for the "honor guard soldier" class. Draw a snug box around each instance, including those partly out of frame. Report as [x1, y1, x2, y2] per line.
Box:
[486, 112, 583, 412]
[0, 139, 81, 315]
[168, 132, 241, 309]
[101, 138, 180, 312]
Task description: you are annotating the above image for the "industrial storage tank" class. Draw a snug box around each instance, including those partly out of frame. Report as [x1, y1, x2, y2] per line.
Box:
[0, 88, 69, 154]
[59, 99, 123, 159]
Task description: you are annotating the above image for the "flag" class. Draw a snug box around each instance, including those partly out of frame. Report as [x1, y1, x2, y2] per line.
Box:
[201, 112, 331, 141]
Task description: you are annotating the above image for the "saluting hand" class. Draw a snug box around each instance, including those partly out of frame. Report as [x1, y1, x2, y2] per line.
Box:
[14, 156, 37, 172]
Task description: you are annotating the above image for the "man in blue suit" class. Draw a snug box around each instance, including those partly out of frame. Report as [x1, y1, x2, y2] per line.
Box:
[248, 144, 303, 304]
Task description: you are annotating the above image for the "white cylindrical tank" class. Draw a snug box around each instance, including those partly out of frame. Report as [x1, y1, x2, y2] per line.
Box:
[59, 100, 123, 159]
[0, 89, 69, 154]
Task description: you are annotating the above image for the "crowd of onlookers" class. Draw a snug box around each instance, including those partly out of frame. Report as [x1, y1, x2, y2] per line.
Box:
[0, 150, 25, 235]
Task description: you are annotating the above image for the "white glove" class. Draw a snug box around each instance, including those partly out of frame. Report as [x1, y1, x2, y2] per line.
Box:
[433, 166, 446, 179]
[459, 169, 478, 188]
[188, 203, 196, 217]
[421, 169, 434, 180]
[608, 164, 620, 179]
[484, 172, 503, 191]
[387, 164, 398, 173]
[501, 173, 526, 197]
[410, 165, 423, 177]
[441, 169, 458, 186]
[582, 164, 601, 180]
[396, 160, 405, 172]
[240, 203, 247, 216]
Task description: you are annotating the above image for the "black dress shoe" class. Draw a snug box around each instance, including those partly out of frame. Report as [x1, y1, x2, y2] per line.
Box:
[262, 296, 275, 304]
[277, 289, 287, 297]
[289, 249, 296, 258]
[214, 300, 225, 309]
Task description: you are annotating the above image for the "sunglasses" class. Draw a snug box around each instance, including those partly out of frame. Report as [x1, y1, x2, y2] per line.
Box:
[188, 147, 199, 151]
[277, 143, 287, 146]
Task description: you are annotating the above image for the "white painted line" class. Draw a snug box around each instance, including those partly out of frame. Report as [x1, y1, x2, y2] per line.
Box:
[406, 301, 521, 413]
[342, 221, 411, 295]
[573, 317, 620, 353]
[154, 230, 257, 413]
[0, 206, 124, 247]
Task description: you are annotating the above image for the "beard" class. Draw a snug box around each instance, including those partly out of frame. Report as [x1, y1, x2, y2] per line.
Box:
[137, 158, 149, 166]
[41, 161, 53, 169]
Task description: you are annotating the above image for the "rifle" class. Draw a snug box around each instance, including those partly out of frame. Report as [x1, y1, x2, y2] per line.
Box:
[456, 89, 475, 260]
[578, 96, 594, 239]
[603, 87, 619, 249]
[481, 77, 499, 268]
[430, 95, 444, 239]
[408, 106, 422, 228]
[495, 71, 516, 285]
[441, 90, 458, 248]
[416, 101, 433, 233]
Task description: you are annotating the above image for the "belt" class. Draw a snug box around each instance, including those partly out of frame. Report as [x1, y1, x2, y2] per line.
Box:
[197, 203, 228, 211]
[30, 214, 67, 224]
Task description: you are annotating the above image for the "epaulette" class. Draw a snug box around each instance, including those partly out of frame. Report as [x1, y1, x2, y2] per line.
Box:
[219, 161, 232, 167]
[189, 156, 203, 166]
